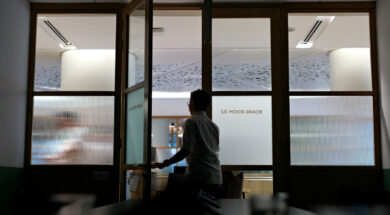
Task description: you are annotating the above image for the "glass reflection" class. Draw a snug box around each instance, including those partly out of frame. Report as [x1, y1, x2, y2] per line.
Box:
[128, 3, 145, 87]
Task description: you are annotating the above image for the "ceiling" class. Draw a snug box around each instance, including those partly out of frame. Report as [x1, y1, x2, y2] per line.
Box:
[36, 12, 370, 54]
[33, 5, 373, 93]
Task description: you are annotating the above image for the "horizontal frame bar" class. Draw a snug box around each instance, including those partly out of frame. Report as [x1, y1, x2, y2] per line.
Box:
[221, 165, 273, 171]
[213, 3, 282, 9]
[153, 3, 203, 10]
[284, 2, 375, 10]
[291, 165, 378, 170]
[152, 115, 190, 118]
[123, 164, 146, 170]
[124, 82, 145, 94]
[27, 165, 114, 169]
[212, 91, 272, 96]
[31, 3, 121, 12]
[289, 91, 373, 96]
[33, 91, 116, 96]
[213, 7, 275, 18]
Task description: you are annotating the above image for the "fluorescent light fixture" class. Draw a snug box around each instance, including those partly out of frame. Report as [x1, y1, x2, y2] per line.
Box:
[296, 41, 313, 49]
[152, 92, 191, 99]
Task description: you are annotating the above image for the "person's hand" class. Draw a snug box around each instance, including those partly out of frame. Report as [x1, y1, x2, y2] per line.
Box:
[152, 162, 166, 169]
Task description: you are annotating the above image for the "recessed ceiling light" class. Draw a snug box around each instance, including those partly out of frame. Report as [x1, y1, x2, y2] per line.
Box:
[296, 42, 313, 49]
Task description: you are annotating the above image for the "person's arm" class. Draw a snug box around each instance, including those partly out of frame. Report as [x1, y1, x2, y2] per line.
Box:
[162, 148, 190, 167]
[153, 149, 190, 169]
[153, 120, 195, 169]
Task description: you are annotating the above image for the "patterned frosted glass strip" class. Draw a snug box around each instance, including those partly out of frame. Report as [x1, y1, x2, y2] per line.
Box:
[212, 18, 271, 91]
[212, 96, 273, 165]
[32, 96, 114, 165]
[126, 88, 144, 164]
[288, 13, 372, 91]
[290, 96, 374, 165]
[152, 10, 202, 92]
[128, 4, 145, 87]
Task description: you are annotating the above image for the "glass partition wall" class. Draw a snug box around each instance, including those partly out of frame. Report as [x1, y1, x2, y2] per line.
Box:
[27, 2, 380, 203]
[30, 13, 117, 165]
[26, 8, 121, 205]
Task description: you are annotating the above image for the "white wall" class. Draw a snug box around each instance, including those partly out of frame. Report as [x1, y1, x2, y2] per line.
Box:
[152, 98, 190, 116]
[151, 118, 170, 147]
[61, 49, 115, 91]
[377, 0, 390, 169]
[329, 48, 372, 91]
[0, 0, 30, 168]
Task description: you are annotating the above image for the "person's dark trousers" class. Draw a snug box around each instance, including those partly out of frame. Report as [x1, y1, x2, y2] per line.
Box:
[221, 171, 243, 198]
[140, 175, 221, 215]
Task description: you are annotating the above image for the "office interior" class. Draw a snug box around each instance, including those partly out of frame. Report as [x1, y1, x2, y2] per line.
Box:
[1, 0, 390, 214]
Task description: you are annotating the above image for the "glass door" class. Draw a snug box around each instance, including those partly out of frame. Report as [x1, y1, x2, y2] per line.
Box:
[121, 0, 153, 200]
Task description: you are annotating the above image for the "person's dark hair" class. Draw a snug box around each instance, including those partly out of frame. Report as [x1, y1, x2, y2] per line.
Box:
[190, 89, 211, 111]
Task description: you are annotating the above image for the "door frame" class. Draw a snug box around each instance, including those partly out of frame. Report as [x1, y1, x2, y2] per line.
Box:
[120, 0, 154, 201]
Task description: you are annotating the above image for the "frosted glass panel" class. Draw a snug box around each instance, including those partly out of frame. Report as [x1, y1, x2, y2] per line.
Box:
[290, 96, 374, 165]
[212, 96, 272, 165]
[288, 13, 372, 91]
[126, 88, 145, 164]
[34, 14, 116, 91]
[31, 96, 114, 165]
[128, 4, 145, 87]
[212, 18, 271, 91]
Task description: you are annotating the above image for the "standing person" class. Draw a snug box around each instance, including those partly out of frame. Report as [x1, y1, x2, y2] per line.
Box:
[154, 89, 222, 196]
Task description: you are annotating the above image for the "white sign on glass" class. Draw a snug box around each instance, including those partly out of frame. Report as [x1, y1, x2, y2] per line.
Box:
[212, 96, 272, 165]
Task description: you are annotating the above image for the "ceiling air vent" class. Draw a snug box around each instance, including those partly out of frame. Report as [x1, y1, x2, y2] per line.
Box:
[43, 20, 72, 46]
[296, 16, 335, 49]
[38, 17, 76, 50]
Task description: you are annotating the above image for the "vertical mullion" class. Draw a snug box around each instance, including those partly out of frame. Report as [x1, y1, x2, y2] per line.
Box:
[202, 0, 212, 118]
[25, 11, 38, 170]
[119, 10, 129, 201]
[369, 8, 382, 172]
[114, 8, 123, 202]
[272, 8, 291, 194]
[143, 0, 153, 200]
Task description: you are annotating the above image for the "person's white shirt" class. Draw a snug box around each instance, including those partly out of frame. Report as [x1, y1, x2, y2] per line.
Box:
[182, 111, 222, 185]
